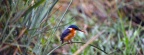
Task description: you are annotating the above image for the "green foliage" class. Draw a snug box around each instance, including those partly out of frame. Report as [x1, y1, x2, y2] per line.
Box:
[0, 0, 144, 55]
[0, 0, 59, 55]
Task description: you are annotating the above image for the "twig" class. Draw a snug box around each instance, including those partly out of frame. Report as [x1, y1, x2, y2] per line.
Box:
[13, 48, 18, 55]
[0, 45, 10, 52]
[73, 30, 106, 55]
[47, 40, 108, 55]
[72, 42, 108, 54]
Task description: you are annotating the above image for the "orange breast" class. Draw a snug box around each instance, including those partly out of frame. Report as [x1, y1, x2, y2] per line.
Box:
[64, 29, 76, 41]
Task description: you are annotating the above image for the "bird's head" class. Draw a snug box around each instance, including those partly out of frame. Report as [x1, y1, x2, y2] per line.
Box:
[68, 25, 84, 32]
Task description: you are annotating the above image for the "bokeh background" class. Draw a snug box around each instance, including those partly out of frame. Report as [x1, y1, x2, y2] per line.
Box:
[0, 0, 144, 55]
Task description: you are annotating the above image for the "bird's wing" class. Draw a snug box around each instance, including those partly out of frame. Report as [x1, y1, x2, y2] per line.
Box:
[60, 29, 70, 41]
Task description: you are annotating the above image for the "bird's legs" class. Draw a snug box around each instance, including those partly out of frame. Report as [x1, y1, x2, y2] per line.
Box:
[67, 40, 72, 44]
[67, 41, 70, 44]
[70, 40, 72, 44]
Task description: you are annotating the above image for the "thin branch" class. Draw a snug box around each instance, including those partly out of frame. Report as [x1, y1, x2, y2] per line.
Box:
[0, 45, 10, 52]
[47, 41, 108, 55]
[72, 42, 108, 54]
[73, 30, 106, 55]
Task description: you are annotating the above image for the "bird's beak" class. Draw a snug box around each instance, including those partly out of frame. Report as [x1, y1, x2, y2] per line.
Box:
[79, 29, 85, 33]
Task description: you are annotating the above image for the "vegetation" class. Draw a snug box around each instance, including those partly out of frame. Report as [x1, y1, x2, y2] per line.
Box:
[0, 0, 144, 55]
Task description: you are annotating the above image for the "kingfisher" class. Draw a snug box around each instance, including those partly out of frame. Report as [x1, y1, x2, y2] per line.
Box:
[60, 25, 84, 44]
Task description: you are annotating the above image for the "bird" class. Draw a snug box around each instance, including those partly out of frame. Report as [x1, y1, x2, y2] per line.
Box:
[60, 25, 84, 44]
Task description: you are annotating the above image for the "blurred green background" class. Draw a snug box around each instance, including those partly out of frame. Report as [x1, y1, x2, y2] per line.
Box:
[0, 0, 144, 55]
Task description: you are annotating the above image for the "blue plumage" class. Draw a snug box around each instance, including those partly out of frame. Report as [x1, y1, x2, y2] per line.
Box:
[60, 25, 83, 44]
[60, 28, 70, 44]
